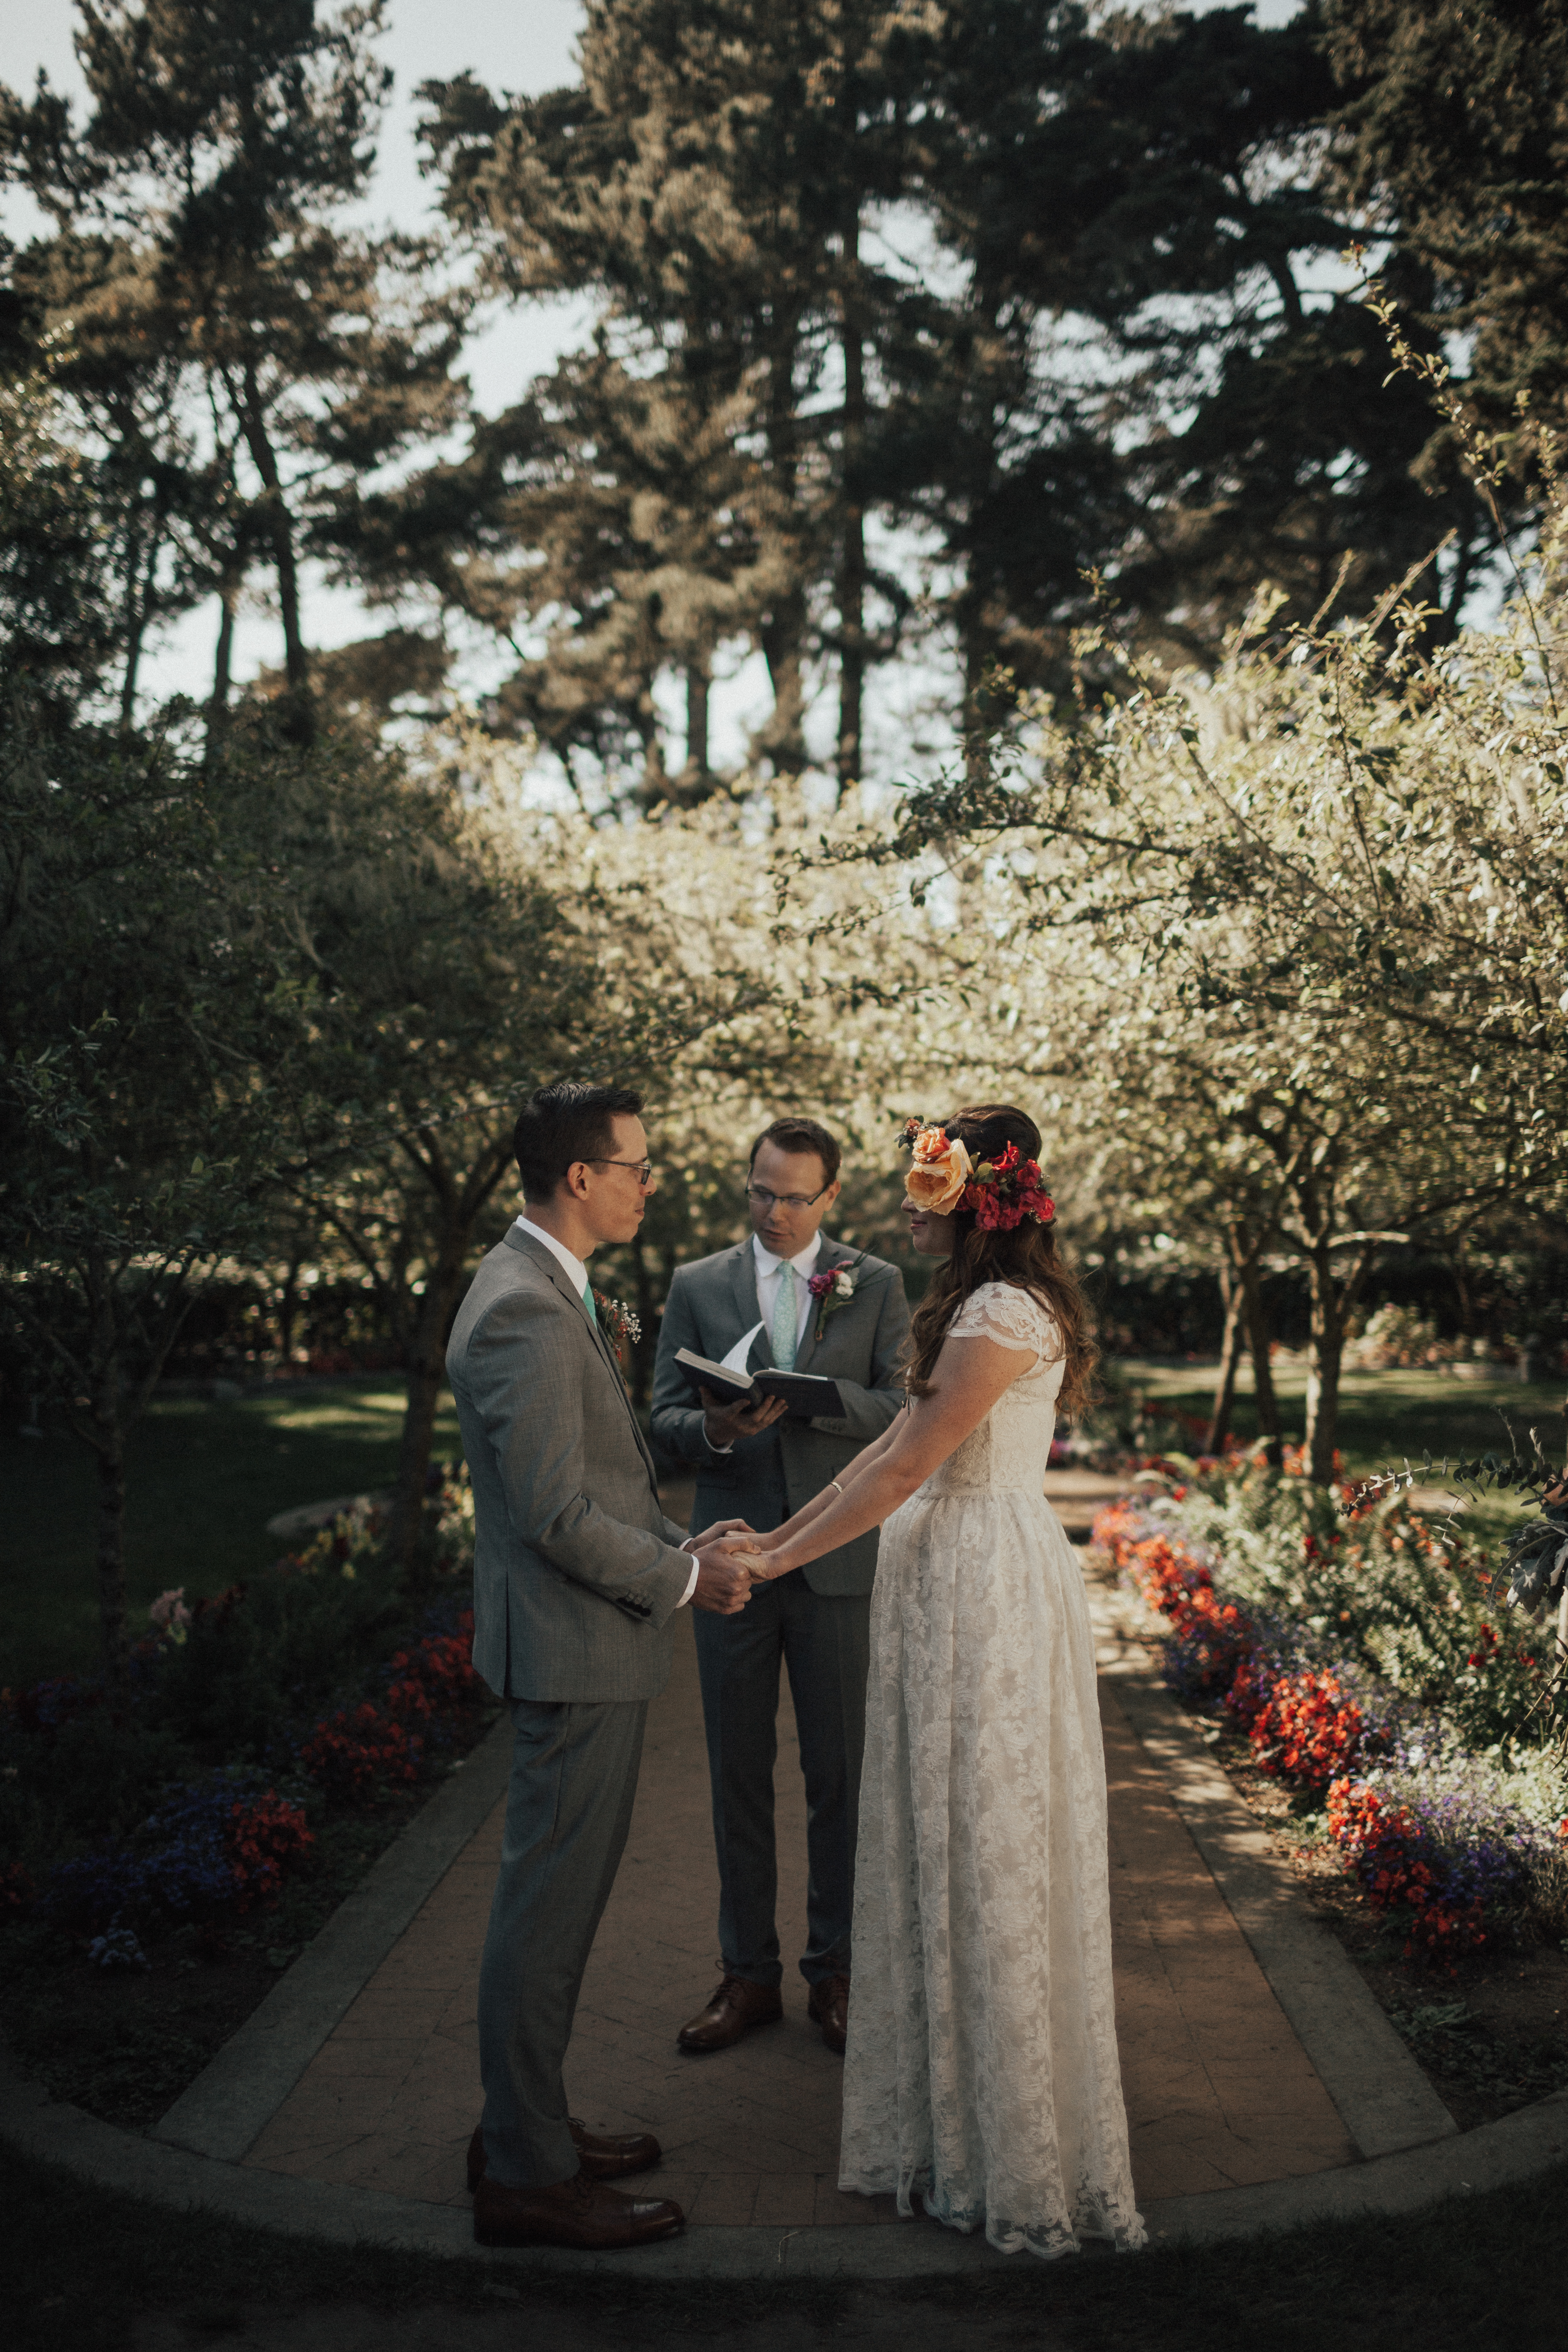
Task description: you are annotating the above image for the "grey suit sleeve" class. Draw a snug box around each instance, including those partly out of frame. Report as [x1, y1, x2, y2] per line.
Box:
[810, 1265, 911, 1441]
[649, 1267, 712, 1463]
[467, 1287, 691, 1628]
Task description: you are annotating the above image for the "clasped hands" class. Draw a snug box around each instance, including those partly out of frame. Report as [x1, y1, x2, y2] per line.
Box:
[683, 1519, 787, 1616]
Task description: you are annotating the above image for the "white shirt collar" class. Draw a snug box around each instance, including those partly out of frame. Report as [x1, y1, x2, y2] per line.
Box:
[513, 1213, 590, 1299]
[752, 1229, 823, 1281]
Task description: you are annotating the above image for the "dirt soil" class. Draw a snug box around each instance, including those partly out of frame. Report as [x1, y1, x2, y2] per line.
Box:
[1195, 1712, 1568, 2131]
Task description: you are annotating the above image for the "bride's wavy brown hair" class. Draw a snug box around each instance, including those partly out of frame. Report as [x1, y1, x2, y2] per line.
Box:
[903, 1103, 1098, 1420]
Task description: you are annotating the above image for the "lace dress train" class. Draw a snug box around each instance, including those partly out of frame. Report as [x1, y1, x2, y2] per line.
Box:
[839, 1282, 1145, 2259]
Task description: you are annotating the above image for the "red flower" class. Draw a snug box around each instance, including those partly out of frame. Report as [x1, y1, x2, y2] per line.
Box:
[299, 1703, 422, 1799]
[225, 1794, 313, 1910]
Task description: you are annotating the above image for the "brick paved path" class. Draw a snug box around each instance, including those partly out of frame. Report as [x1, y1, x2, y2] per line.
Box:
[246, 1482, 1353, 2223]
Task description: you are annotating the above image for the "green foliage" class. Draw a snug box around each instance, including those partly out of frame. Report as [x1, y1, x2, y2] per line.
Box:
[0, 710, 300, 1427]
[0, 1702, 189, 1856]
[1324, 0, 1568, 452]
[148, 1558, 406, 1762]
[0, 375, 121, 706]
[1177, 1463, 1547, 1755]
[1, 0, 469, 729]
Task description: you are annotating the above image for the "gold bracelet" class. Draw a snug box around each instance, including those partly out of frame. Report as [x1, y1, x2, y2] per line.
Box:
[827, 1478, 844, 1496]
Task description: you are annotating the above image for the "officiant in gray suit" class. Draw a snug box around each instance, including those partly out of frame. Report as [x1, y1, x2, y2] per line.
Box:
[650, 1116, 910, 2058]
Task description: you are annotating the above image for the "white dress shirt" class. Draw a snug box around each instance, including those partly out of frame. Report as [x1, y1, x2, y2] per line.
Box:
[511, 1214, 699, 1606]
[752, 1229, 823, 1351]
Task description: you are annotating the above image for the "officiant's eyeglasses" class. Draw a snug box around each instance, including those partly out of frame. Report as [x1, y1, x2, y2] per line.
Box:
[746, 1183, 830, 1212]
[586, 1156, 657, 1189]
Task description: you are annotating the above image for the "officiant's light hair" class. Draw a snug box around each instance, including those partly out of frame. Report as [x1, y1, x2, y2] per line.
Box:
[747, 1116, 840, 1186]
[514, 1080, 644, 1202]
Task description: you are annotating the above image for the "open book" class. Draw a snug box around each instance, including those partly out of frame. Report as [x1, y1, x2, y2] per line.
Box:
[674, 1348, 844, 1421]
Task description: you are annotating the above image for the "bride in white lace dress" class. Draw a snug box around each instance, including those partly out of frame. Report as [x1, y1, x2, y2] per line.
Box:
[746, 1105, 1144, 2260]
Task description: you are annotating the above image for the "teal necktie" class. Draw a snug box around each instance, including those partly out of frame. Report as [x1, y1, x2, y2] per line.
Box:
[771, 1262, 799, 1370]
[581, 1281, 598, 1324]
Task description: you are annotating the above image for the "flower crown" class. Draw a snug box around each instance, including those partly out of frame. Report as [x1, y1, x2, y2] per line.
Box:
[901, 1119, 1055, 1231]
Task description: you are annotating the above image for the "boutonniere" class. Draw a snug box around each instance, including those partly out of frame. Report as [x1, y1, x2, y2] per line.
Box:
[806, 1252, 866, 1342]
[593, 1292, 642, 1357]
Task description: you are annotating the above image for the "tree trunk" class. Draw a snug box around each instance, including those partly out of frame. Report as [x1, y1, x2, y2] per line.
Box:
[1242, 1260, 1283, 1465]
[756, 333, 809, 778]
[685, 663, 711, 788]
[1449, 1250, 1475, 1337]
[208, 568, 240, 752]
[240, 365, 311, 738]
[1205, 1262, 1245, 1455]
[759, 592, 808, 777]
[961, 609, 990, 785]
[385, 1228, 472, 1577]
[1303, 1244, 1373, 1485]
[92, 1356, 131, 1699]
[120, 519, 148, 727]
[836, 219, 866, 801]
[276, 1246, 304, 1361]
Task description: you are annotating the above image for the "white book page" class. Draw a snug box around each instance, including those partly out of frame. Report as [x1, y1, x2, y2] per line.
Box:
[720, 1319, 765, 1374]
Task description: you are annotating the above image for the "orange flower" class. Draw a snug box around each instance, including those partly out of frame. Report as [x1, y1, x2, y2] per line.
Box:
[905, 1126, 973, 1213]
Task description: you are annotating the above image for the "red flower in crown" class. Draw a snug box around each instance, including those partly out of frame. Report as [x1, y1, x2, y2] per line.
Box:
[901, 1120, 1055, 1229]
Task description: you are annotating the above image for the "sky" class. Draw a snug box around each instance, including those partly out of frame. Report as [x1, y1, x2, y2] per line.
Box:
[0, 1, 1307, 762]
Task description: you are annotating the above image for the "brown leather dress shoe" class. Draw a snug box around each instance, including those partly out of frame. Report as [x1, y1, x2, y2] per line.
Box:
[808, 1972, 850, 2055]
[676, 1974, 784, 2052]
[473, 2166, 683, 2249]
[466, 2117, 662, 2193]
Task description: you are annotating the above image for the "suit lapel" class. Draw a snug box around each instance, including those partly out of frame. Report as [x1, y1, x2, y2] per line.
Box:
[729, 1240, 771, 1369]
[581, 1292, 662, 1478]
[503, 1228, 660, 1483]
[791, 1236, 852, 1376]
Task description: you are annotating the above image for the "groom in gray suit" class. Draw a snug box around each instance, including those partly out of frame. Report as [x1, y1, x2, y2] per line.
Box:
[447, 1080, 759, 2249]
[651, 1116, 909, 2058]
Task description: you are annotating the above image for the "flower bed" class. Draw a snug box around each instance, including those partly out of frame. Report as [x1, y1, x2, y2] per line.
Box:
[1095, 1473, 1565, 1962]
[0, 1469, 490, 2119]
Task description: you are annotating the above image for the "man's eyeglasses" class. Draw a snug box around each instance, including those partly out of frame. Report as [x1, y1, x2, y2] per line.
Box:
[746, 1183, 829, 1213]
[587, 1157, 657, 1189]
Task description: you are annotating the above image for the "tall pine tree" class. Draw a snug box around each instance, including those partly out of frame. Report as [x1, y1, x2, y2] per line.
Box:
[2, 1, 469, 734]
[419, 1, 931, 797]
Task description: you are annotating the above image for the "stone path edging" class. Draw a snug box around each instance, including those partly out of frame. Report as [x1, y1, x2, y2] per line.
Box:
[154, 1716, 514, 2163]
[3, 2061, 1565, 2279]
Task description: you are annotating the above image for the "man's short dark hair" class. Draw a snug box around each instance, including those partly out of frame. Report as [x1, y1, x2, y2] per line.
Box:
[747, 1116, 840, 1187]
[514, 1080, 644, 1204]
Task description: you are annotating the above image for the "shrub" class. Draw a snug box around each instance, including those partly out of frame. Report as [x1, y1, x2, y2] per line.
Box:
[1327, 1756, 1545, 1960]
[0, 1862, 37, 1918]
[1097, 1483, 1565, 1960]
[149, 1555, 407, 1760]
[1247, 1670, 1364, 1789]
[1, 1504, 486, 1958]
[297, 1704, 422, 1799]
[43, 1774, 313, 1934]
[1172, 1460, 1540, 1751]
[380, 1621, 481, 1728]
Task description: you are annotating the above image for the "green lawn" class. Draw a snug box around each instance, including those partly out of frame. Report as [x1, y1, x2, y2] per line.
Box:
[0, 1378, 460, 1690]
[1120, 1356, 1568, 1483]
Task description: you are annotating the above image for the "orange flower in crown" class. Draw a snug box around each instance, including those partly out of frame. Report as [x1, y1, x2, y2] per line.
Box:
[901, 1117, 1057, 1229]
[902, 1119, 973, 1213]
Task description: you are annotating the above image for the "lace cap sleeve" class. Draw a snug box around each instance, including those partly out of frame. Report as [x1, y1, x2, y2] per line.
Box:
[947, 1282, 1059, 1361]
